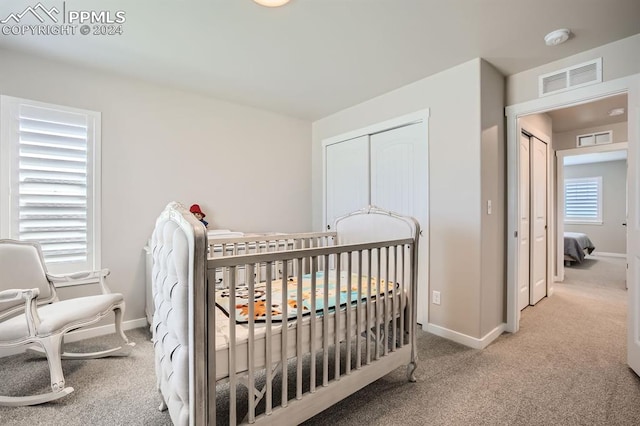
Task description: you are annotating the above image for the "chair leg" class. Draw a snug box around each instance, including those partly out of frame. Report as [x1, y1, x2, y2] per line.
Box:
[0, 335, 75, 407]
[43, 334, 67, 392]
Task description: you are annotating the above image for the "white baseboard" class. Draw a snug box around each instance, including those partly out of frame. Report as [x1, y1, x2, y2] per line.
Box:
[590, 252, 626, 258]
[0, 317, 148, 358]
[423, 322, 506, 349]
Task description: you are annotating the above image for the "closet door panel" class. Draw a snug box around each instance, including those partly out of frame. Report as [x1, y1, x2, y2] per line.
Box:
[325, 136, 369, 230]
[370, 123, 426, 219]
[530, 137, 547, 305]
[370, 122, 428, 325]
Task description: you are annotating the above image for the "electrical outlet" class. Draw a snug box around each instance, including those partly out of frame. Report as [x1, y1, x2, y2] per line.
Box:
[432, 290, 441, 305]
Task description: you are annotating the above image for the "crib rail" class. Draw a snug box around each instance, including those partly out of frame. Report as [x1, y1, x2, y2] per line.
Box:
[208, 232, 337, 285]
[206, 237, 417, 425]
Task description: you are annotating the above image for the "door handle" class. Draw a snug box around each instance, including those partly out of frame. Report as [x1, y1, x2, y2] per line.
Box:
[622, 222, 627, 227]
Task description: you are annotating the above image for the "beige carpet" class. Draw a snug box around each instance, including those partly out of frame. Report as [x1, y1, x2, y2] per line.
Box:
[2, 255, 639, 425]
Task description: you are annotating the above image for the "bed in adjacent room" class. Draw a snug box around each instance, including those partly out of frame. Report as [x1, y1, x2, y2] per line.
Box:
[564, 232, 595, 264]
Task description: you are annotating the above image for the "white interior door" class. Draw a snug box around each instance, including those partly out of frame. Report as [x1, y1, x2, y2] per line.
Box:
[530, 137, 548, 305]
[325, 136, 369, 230]
[518, 133, 530, 311]
[628, 80, 640, 375]
[370, 122, 428, 325]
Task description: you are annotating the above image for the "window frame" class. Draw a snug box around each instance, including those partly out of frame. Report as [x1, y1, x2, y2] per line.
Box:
[0, 95, 101, 285]
[564, 176, 603, 225]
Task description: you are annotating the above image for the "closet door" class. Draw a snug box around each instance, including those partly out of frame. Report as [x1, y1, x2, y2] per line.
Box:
[518, 133, 530, 311]
[370, 122, 428, 324]
[324, 136, 369, 230]
[530, 137, 548, 305]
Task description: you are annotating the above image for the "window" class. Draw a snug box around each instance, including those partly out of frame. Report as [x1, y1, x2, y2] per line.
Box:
[564, 176, 602, 224]
[1, 96, 101, 277]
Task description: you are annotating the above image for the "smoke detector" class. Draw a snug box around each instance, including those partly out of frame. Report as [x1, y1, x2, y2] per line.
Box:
[544, 29, 571, 46]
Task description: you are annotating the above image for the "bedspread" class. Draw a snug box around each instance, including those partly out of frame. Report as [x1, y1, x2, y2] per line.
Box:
[564, 232, 595, 263]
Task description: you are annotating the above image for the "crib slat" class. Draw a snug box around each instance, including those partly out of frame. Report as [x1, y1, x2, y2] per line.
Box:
[228, 266, 237, 426]
[265, 262, 273, 415]
[366, 249, 372, 365]
[334, 253, 341, 381]
[281, 260, 288, 408]
[392, 245, 398, 352]
[346, 252, 352, 375]
[356, 250, 362, 370]
[400, 246, 405, 348]
[375, 247, 381, 361]
[296, 258, 303, 400]
[247, 263, 256, 424]
[322, 254, 329, 387]
[310, 258, 317, 393]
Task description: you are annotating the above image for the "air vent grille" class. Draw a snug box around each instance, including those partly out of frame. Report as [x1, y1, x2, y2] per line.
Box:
[542, 72, 567, 94]
[539, 58, 602, 97]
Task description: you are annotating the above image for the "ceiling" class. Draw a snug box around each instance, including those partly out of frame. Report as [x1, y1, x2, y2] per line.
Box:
[547, 94, 629, 133]
[0, 0, 639, 120]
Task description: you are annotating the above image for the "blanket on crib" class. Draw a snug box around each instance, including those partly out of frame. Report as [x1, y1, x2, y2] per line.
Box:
[215, 271, 395, 323]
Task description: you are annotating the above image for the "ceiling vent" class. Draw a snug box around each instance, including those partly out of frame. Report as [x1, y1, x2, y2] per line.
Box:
[538, 58, 602, 97]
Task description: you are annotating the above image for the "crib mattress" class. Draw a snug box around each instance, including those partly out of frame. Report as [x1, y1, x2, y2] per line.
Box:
[212, 288, 407, 380]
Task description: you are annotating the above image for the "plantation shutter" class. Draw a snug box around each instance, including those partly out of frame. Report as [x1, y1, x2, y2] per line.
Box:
[564, 177, 602, 223]
[17, 104, 89, 265]
[1, 95, 100, 275]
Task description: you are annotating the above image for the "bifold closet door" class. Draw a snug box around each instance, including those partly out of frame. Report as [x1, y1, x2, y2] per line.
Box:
[530, 137, 547, 305]
[518, 132, 548, 310]
[518, 133, 531, 311]
[325, 135, 369, 230]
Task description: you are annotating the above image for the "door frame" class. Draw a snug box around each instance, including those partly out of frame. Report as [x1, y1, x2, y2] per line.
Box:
[555, 142, 629, 282]
[321, 109, 430, 325]
[506, 74, 638, 333]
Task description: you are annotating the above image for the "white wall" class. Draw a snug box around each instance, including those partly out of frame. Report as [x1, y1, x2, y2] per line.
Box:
[313, 59, 502, 340]
[507, 34, 640, 106]
[0, 47, 312, 322]
[480, 60, 506, 336]
[564, 160, 627, 254]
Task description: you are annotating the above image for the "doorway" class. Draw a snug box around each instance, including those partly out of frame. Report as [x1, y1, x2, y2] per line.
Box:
[556, 145, 628, 282]
[506, 72, 640, 375]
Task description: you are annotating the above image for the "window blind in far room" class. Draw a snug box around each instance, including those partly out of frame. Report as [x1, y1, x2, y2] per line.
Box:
[564, 176, 602, 224]
[0, 96, 101, 275]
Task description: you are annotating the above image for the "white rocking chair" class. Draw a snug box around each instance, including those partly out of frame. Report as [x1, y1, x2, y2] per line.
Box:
[0, 239, 135, 406]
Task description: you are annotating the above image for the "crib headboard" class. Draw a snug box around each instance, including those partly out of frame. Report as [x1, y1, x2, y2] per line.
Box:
[334, 205, 420, 245]
[151, 202, 208, 426]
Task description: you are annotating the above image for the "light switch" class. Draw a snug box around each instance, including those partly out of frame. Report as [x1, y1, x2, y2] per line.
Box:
[487, 200, 492, 215]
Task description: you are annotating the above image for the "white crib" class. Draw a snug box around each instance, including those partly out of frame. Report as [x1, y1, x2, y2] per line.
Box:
[151, 202, 419, 425]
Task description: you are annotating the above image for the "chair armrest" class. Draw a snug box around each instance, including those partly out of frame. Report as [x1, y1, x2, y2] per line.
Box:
[0, 288, 38, 302]
[0, 288, 41, 336]
[47, 269, 112, 293]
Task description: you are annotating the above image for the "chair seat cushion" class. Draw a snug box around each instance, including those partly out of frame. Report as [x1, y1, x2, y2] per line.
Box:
[0, 293, 124, 342]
